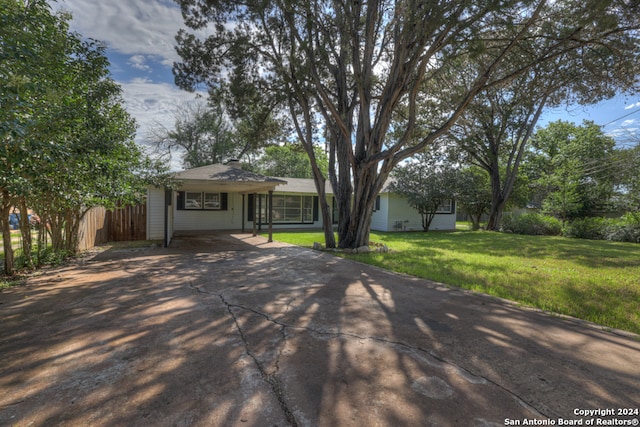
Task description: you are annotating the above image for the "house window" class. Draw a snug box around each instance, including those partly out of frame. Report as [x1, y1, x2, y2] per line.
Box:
[178, 192, 227, 210]
[248, 194, 317, 224]
[185, 192, 202, 209]
[436, 199, 453, 214]
[204, 193, 220, 209]
[272, 195, 315, 223]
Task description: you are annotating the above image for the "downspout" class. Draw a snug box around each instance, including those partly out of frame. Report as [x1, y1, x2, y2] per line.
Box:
[164, 189, 172, 247]
[242, 194, 245, 233]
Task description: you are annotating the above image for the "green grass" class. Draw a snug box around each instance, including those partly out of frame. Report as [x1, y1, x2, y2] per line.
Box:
[269, 230, 640, 334]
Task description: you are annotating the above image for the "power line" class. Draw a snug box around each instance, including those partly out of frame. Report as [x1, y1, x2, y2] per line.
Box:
[602, 107, 640, 127]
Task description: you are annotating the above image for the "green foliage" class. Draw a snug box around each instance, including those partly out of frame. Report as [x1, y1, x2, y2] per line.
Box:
[608, 214, 640, 243]
[1, 0, 154, 274]
[530, 120, 617, 219]
[610, 146, 640, 213]
[562, 217, 609, 240]
[252, 144, 328, 178]
[563, 214, 640, 243]
[149, 100, 240, 169]
[454, 166, 492, 230]
[35, 247, 73, 267]
[501, 213, 563, 236]
[504, 213, 640, 243]
[390, 152, 458, 231]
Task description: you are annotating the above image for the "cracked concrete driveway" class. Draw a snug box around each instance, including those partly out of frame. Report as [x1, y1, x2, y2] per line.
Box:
[1, 232, 639, 427]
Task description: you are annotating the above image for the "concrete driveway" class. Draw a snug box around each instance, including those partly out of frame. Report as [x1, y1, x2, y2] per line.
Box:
[1, 233, 639, 426]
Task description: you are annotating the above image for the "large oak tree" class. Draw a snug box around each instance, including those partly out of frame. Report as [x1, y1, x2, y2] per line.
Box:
[173, 0, 639, 247]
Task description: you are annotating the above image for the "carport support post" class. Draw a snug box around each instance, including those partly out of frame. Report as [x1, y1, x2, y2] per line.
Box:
[252, 192, 257, 237]
[241, 194, 245, 233]
[268, 190, 273, 242]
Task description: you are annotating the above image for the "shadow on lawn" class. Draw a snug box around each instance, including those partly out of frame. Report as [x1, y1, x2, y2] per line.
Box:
[1, 233, 639, 426]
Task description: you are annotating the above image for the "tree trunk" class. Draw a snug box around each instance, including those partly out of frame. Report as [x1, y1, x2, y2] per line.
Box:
[17, 198, 33, 269]
[338, 163, 385, 248]
[469, 213, 482, 231]
[36, 221, 46, 268]
[421, 212, 436, 231]
[1, 190, 15, 275]
[327, 124, 353, 247]
[486, 166, 506, 231]
[311, 173, 336, 249]
[48, 212, 65, 252]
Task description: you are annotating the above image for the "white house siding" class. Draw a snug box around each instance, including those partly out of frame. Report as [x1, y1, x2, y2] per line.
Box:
[384, 193, 456, 231]
[174, 192, 243, 232]
[370, 194, 391, 231]
[429, 211, 457, 230]
[147, 187, 166, 240]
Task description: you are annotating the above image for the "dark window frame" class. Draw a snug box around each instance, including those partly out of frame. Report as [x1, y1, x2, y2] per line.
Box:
[177, 191, 228, 211]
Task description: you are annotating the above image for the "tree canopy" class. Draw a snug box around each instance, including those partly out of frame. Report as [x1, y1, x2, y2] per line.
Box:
[528, 120, 617, 220]
[173, 0, 640, 247]
[1, 0, 155, 274]
[251, 144, 329, 179]
[390, 152, 459, 231]
[148, 100, 238, 169]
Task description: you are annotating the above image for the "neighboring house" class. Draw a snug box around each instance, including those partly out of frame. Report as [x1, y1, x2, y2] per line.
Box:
[147, 163, 456, 245]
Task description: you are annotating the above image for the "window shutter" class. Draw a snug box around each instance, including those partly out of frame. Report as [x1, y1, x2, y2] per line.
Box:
[247, 194, 254, 220]
[177, 191, 185, 210]
[375, 195, 381, 211]
[221, 193, 228, 210]
[313, 196, 319, 221]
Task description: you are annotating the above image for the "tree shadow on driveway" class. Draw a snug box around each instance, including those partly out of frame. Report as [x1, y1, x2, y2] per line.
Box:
[1, 233, 638, 426]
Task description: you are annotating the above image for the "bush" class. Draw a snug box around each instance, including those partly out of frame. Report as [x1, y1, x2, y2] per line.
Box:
[563, 217, 608, 240]
[605, 213, 640, 243]
[561, 214, 640, 243]
[501, 213, 562, 236]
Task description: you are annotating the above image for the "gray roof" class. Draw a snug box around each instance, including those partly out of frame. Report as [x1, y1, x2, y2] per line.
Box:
[173, 164, 287, 193]
[174, 164, 286, 184]
[271, 177, 333, 194]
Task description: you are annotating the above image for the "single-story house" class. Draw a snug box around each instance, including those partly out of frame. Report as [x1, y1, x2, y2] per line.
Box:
[146, 163, 456, 245]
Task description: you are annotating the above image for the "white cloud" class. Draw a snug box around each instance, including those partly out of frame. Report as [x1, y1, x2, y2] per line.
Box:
[54, 0, 216, 69]
[50, 0, 212, 169]
[53, 0, 187, 66]
[621, 119, 637, 126]
[119, 79, 204, 143]
[128, 55, 151, 72]
[624, 101, 640, 110]
[121, 79, 207, 170]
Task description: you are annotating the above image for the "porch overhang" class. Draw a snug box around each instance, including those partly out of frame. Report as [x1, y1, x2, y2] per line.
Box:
[172, 164, 287, 194]
[174, 179, 283, 194]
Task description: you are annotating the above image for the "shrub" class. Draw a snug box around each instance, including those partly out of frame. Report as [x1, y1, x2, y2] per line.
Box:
[501, 213, 562, 236]
[605, 213, 640, 243]
[563, 217, 608, 240]
[562, 214, 640, 243]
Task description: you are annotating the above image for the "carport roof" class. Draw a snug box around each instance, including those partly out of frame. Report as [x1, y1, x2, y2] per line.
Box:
[174, 164, 287, 193]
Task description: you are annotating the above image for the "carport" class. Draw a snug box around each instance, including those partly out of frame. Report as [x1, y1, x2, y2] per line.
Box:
[151, 162, 287, 246]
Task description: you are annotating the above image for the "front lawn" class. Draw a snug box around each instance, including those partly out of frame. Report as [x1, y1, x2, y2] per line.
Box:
[269, 230, 640, 335]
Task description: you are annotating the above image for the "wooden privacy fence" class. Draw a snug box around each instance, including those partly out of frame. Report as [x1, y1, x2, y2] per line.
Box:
[78, 203, 146, 251]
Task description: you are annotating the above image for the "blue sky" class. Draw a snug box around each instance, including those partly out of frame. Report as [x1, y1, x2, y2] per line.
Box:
[51, 0, 640, 155]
